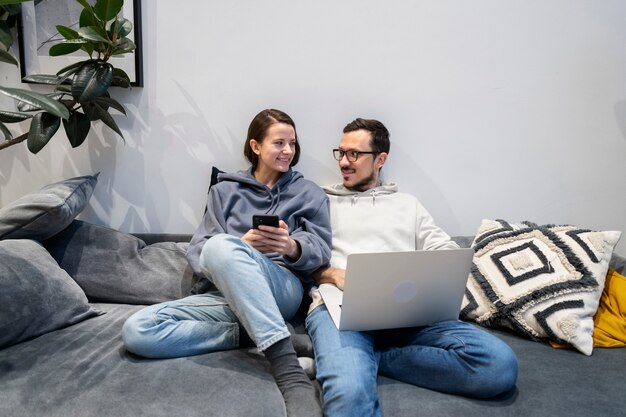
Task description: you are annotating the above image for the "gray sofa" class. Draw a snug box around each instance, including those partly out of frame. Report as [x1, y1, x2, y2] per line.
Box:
[1, 174, 625, 416]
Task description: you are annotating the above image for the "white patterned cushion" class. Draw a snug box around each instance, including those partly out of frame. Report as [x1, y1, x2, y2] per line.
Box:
[461, 219, 621, 355]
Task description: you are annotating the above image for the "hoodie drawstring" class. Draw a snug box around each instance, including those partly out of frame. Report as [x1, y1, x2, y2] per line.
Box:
[266, 184, 282, 214]
[351, 190, 377, 206]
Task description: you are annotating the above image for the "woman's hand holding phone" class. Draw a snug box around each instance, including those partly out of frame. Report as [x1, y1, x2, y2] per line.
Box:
[243, 215, 301, 259]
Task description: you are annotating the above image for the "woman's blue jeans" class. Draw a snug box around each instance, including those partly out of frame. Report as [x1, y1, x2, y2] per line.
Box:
[122, 234, 304, 358]
[305, 304, 518, 417]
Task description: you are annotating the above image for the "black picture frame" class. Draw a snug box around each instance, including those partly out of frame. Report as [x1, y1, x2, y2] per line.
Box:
[17, 0, 143, 87]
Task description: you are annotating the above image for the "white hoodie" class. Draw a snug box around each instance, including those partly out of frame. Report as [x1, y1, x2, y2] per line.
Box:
[323, 182, 459, 270]
[308, 182, 459, 312]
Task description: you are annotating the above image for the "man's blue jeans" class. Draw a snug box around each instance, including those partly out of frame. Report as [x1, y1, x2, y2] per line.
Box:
[122, 234, 304, 358]
[306, 304, 518, 417]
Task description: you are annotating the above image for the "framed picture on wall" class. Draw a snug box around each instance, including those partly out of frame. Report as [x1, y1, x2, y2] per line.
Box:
[17, 0, 143, 87]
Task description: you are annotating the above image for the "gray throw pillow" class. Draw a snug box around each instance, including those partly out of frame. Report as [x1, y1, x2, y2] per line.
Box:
[44, 220, 198, 305]
[0, 239, 102, 350]
[610, 253, 626, 275]
[0, 174, 98, 241]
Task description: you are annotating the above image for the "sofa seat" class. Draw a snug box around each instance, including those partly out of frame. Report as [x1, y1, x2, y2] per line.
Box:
[0, 303, 284, 417]
[1, 301, 624, 417]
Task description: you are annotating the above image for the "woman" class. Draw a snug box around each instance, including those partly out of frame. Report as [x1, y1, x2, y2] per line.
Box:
[122, 109, 331, 417]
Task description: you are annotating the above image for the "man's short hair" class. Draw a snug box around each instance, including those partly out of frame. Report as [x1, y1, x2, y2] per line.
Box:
[343, 118, 390, 154]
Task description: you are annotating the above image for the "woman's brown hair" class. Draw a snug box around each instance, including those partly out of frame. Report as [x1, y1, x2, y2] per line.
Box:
[244, 109, 300, 171]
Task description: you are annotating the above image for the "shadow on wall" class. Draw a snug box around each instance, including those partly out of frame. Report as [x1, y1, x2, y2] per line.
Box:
[0, 126, 35, 193]
[78, 81, 230, 234]
[0, 120, 121, 205]
[73, 0, 236, 233]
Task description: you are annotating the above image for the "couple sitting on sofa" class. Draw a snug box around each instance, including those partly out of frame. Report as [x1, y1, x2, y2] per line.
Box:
[122, 109, 518, 417]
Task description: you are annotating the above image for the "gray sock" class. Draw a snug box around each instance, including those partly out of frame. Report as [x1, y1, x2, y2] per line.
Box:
[264, 338, 322, 417]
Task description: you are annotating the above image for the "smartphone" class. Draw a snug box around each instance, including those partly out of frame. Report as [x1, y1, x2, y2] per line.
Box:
[253, 214, 280, 229]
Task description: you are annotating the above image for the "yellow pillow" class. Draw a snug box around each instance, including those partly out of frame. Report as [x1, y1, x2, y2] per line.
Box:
[592, 269, 626, 347]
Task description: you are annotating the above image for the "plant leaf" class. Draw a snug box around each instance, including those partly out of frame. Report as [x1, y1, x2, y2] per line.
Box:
[74, 0, 93, 10]
[94, 96, 126, 115]
[49, 42, 85, 56]
[79, 6, 99, 28]
[72, 61, 113, 102]
[60, 98, 75, 109]
[3, 13, 18, 30]
[22, 74, 64, 85]
[112, 67, 130, 82]
[0, 87, 70, 119]
[78, 26, 109, 43]
[82, 42, 97, 56]
[0, 20, 12, 49]
[27, 112, 61, 154]
[55, 38, 90, 44]
[98, 108, 124, 140]
[17, 101, 39, 112]
[111, 38, 135, 55]
[16, 92, 67, 111]
[79, 100, 124, 140]
[0, 110, 33, 123]
[62, 111, 91, 147]
[57, 60, 88, 77]
[0, 121, 12, 140]
[81, 101, 101, 121]
[113, 17, 132, 38]
[94, 0, 123, 22]
[111, 75, 130, 88]
[0, 48, 18, 65]
[56, 25, 79, 40]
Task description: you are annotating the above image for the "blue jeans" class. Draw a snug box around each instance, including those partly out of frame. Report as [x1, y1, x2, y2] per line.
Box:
[122, 234, 304, 358]
[305, 305, 518, 417]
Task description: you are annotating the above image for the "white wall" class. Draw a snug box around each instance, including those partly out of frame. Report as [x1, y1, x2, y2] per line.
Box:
[1, 0, 626, 255]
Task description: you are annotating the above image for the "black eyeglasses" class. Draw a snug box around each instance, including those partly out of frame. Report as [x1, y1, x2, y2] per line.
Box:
[333, 149, 378, 162]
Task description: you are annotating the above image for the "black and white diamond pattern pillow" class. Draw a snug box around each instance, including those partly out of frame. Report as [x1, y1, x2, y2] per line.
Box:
[461, 219, 621, 355]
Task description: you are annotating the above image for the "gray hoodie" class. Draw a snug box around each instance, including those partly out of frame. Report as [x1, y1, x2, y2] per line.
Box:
[186, 168, 332, 286]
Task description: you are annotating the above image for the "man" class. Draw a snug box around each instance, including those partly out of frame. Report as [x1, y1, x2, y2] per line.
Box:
[306, 118, 518, 417]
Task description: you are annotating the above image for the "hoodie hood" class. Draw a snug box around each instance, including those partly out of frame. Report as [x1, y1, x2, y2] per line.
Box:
[322, 182, 398, 205]
[217, 168, 302, 214]
[218, 167, 301, 189]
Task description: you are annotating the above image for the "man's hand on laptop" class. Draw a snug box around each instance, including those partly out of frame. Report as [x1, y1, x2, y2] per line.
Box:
[313, 267, 346, 290]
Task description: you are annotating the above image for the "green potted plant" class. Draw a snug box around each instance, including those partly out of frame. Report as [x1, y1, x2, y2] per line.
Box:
[0, 0, 136, 153]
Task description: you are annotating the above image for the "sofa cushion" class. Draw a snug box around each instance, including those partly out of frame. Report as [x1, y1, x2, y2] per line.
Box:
[0, 239, 102, 349]
[460, 219, 621, 355]
[44, 220, 198, 304]
[0, 174, 98, 241]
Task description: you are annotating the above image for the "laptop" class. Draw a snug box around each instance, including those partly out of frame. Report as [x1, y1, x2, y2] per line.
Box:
[318, 248, 474, 331]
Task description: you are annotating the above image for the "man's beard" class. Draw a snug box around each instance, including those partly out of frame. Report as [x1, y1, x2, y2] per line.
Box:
[344, 169, 379, 192]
